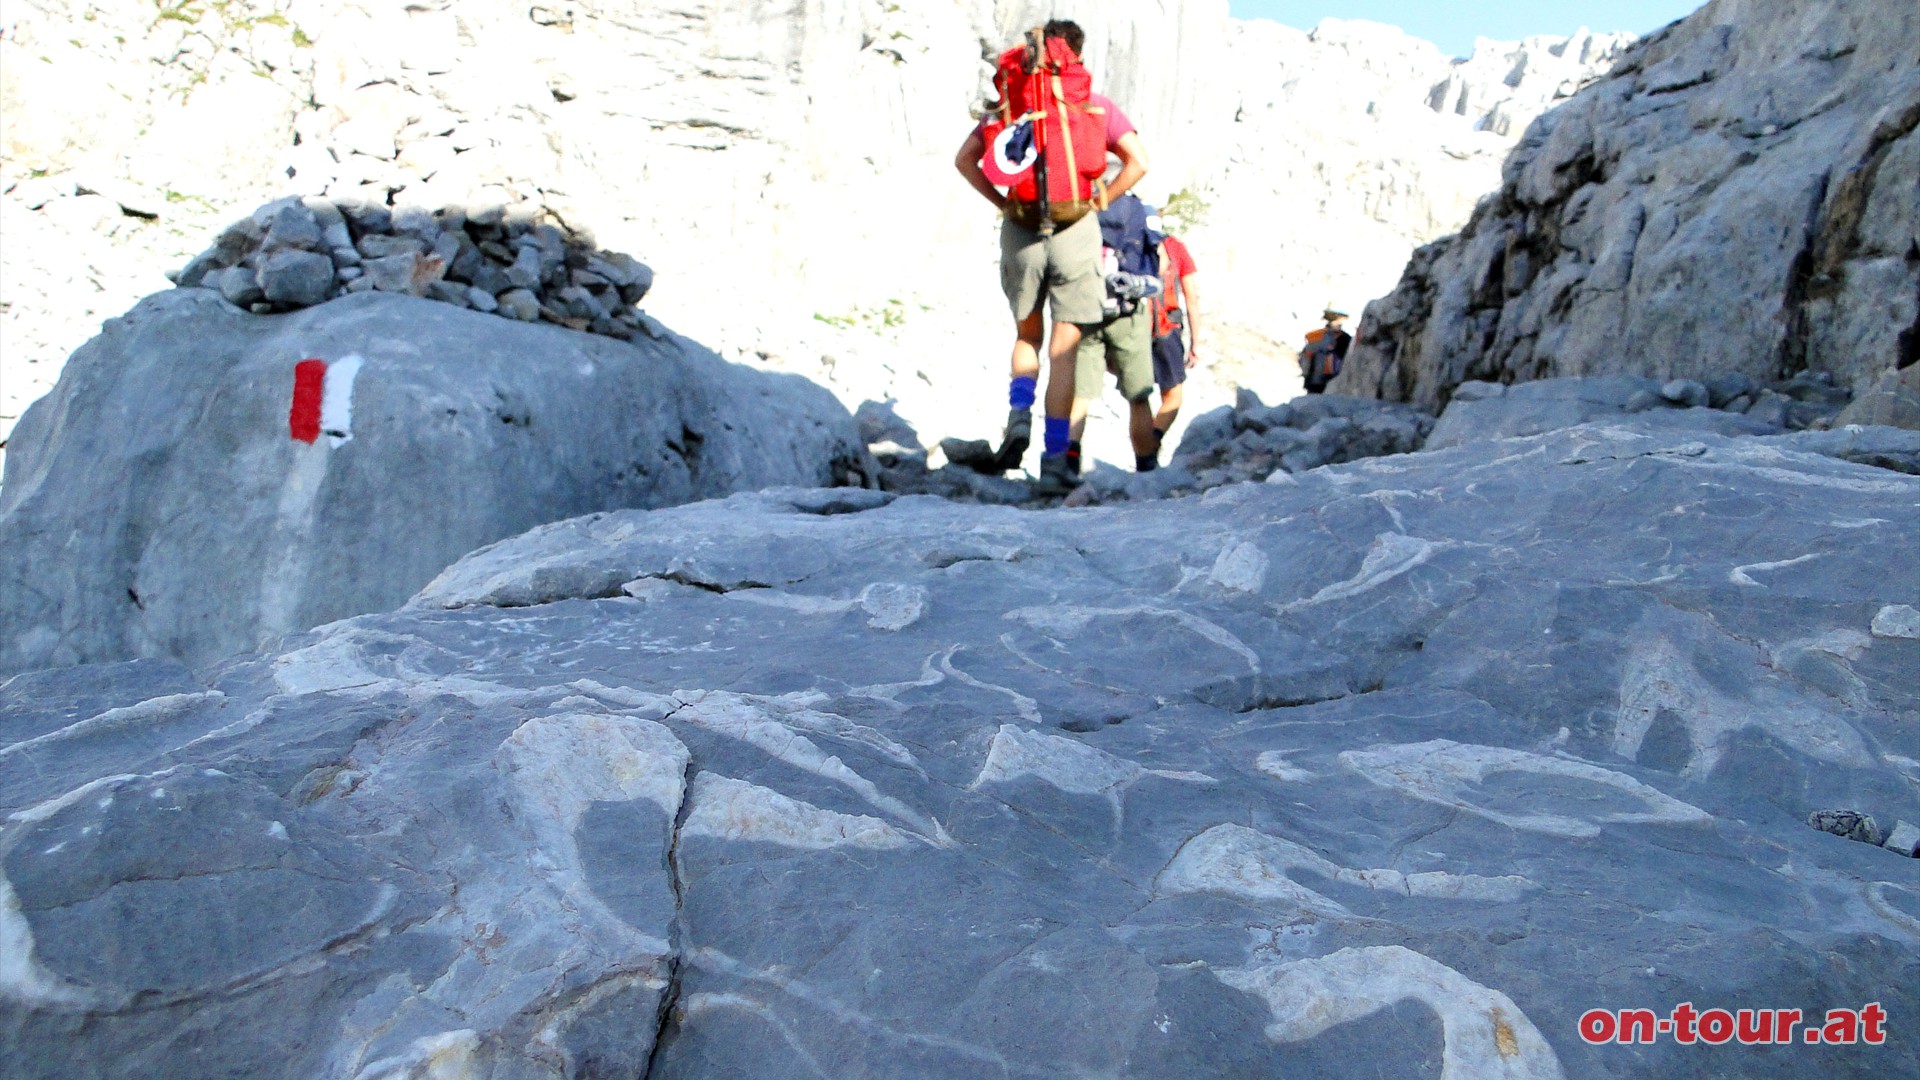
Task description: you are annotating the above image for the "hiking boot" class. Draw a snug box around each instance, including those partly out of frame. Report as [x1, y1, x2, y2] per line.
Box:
[1065, 440, 1083, 477]
[1032, 452, 1080, 496]
[941, 436, 1005, 475]
[993, 408, 1033, 473]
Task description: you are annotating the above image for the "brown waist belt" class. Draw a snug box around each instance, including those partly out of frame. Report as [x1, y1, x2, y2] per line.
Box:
[1005, 199, 1097, 230]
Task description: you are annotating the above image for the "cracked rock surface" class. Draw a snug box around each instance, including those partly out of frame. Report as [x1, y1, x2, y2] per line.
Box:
[2, 418, 1916, 1078]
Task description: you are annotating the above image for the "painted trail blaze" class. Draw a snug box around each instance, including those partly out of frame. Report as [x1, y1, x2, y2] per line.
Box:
[290, 358, 326, 443]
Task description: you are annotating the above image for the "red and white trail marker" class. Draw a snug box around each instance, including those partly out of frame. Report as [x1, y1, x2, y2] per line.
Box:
[288, 354, 364, 446]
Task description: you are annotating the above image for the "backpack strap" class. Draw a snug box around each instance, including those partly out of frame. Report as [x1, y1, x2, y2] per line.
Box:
[1052, 73, 1079, 201]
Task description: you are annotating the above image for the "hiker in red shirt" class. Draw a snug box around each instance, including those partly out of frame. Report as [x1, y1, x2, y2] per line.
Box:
[954, 19, 1150, 490]
[1148, 232, 1202, 464]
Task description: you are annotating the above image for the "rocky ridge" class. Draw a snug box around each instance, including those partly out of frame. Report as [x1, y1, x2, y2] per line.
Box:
[1336, 0, 1920, 412]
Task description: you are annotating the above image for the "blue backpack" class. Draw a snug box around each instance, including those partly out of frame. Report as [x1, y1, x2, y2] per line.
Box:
[1097, 194, 1164, 317]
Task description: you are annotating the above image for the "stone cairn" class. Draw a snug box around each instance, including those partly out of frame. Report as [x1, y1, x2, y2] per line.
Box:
[169, 196, 654, 340]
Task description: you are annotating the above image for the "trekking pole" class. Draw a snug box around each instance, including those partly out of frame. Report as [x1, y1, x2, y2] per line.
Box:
[1026, 28, 1053, 237]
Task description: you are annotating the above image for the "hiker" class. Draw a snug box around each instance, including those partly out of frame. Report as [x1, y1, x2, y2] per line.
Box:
[1063, 191, 1163, 479]
[1145, 229, 1201, 466]
[953, 19, 1149, 489]
[1300, 306, 1352, 395]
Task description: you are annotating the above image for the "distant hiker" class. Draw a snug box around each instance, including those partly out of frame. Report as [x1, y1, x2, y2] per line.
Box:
[1300, 306, 1351, 395]
[1063, 192, 1163, 480]
[1145, 230, 1201, 466]
[953, 19, 1149, 489]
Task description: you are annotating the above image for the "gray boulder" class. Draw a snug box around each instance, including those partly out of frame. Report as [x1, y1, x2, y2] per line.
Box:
[1660, 379, 1710, 409]
[256, 249, 336, 307]
[1838, 363, 1920, 430]
[2, 419, 1915, 1078]
[214, 264, 264, 307]
[1338, 0, 1920, 410]
[0, 289, 868, 676]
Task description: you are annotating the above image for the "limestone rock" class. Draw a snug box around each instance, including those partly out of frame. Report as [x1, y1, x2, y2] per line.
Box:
[1809, 809, 1887, 847]
[1838, 363, 1920, 430]
[1887, 821, 1920, 858]
[0, 290, 868, 675]
[3, 417, 1916, 1077]
[1339, 0, 1920, 412]
[255, 250, 335, 307]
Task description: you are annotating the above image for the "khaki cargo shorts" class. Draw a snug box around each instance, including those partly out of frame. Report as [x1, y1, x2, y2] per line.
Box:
[1000, 211, 1105, 326]
[1074, 304, 1154, 403]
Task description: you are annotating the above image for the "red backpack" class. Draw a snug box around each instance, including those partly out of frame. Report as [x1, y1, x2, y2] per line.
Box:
[978, 30, 1108, 227]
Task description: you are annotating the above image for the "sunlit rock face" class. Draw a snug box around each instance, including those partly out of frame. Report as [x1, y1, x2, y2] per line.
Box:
[3, 416, 1915, 1077]
[1338, 0, 1920, 414]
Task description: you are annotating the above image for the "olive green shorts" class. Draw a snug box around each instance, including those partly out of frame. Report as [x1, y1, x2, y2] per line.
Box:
[1000, 210, 1105, 325]
[1074, 305, 1154, 403]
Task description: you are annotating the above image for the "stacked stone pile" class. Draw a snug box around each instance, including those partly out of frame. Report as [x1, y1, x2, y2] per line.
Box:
[169, 196, 655, 341]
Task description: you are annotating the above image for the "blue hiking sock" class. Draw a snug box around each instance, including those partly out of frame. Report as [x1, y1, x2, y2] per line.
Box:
[1009, 376, 1037, 411]
[1043, 416, 1071, 457]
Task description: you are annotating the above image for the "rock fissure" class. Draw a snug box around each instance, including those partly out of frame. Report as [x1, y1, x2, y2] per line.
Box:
[643, 753, 698, 1078]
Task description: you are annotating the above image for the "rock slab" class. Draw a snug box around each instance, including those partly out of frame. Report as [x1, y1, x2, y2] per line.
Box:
[0, 289, 868, 676]
[2, 418, 1915, 1078]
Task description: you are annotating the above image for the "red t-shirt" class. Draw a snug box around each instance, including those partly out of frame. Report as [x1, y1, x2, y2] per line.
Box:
[1156, 235, 1196, 337]
[1089, 93, 1135, 152]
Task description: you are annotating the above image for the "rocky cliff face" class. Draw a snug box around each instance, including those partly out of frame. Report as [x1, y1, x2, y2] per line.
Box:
[1337, 0, 1920, 411]
[1, 1, 1626, 470]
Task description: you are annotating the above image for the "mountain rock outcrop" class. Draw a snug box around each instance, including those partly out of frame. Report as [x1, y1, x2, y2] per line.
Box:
[2, 415, 1915, 1078]
[0, 288, 866, 677]
[1336, 0, 1920, 412]
[1, 1, 1630, 473]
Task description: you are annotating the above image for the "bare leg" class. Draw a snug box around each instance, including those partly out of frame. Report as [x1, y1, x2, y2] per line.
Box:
[1011, 309, 1045, 381]
[1044, 321, 1082, 428]
[1129, 398, 1157, 461]
[1154, 382, 1185, 437]
[1069, 398, 1091, 442]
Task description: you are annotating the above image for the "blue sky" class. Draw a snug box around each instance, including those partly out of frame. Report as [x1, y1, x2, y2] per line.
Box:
[1228, 1, 1706, 57]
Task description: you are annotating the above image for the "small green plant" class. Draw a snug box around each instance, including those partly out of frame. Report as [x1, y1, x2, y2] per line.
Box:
[1160, 187, 1212, 232]
[813, 299, 911, 333]
[154, 0, 202, 24]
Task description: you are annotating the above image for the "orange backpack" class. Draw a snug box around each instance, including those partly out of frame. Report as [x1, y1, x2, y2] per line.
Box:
[978, 29, 1108, 227]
